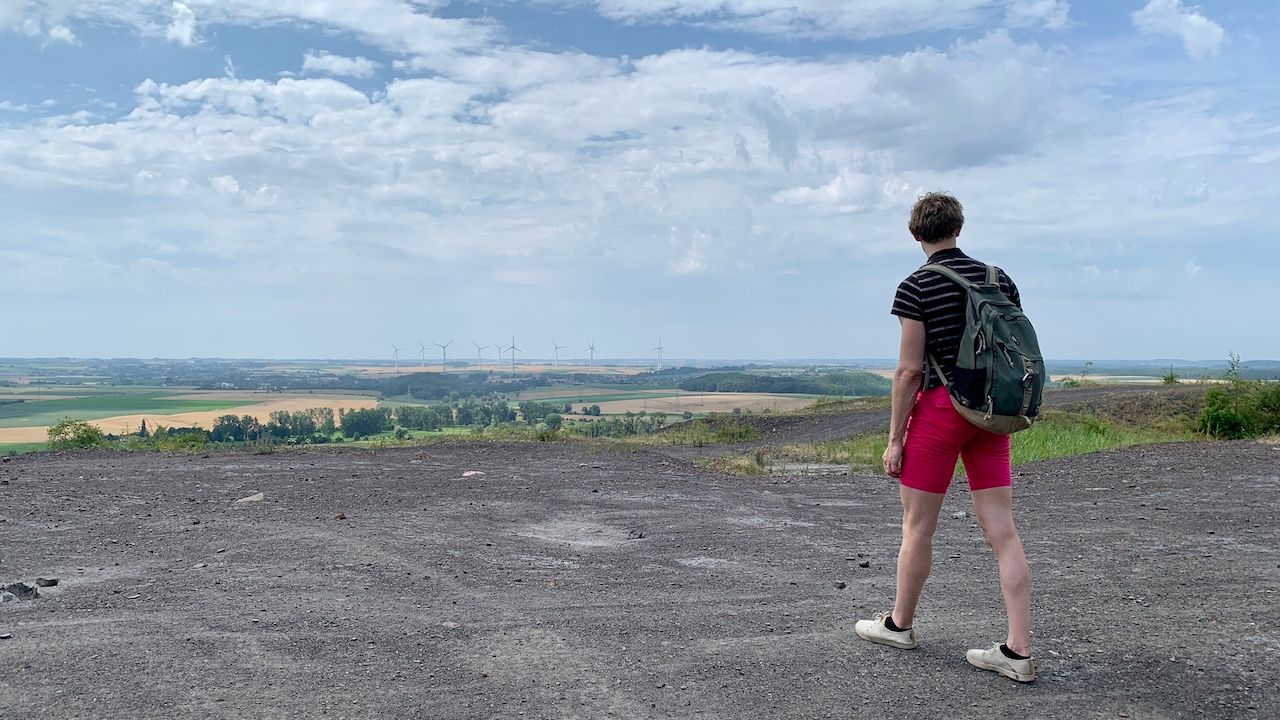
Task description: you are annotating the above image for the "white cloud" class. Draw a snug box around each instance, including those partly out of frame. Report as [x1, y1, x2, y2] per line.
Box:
[1132, 0, 1225, 60]
[210, 175, 239, 195]
[773, 170, 910, 213]
[0, 1, 490, 56]
[165, 1, 196, 46]
[1185, 259, 1202, 276]
[0, 7, 1277, 358]
[1005, 0, 1070, 30]
[554, 0, 1069, 38]
[302, 50, 381, 79]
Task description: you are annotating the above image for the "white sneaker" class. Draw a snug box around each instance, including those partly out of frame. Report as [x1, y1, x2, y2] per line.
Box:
[965, 643, 1036, 682]
[854, 611, 917, 649]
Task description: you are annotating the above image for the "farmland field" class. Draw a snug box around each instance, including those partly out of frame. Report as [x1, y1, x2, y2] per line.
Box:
[0, 388, 380, 444]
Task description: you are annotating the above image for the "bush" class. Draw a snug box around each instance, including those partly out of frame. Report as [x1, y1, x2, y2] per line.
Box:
[47, 418, 106, 450]
[544, 413, 563, 431]
[1196, 378, 1280, 439]
[1161, 366, 1180, 385]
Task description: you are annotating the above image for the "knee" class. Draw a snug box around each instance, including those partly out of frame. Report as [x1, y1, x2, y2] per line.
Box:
[978, 520, 1018, 550]
[902, 519, 938, 546]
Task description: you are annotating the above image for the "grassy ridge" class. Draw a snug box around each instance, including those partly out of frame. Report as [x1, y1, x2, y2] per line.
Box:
[749, 409, 1197, 475]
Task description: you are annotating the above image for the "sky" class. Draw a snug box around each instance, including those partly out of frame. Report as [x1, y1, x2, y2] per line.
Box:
[1, 0, 1277, 362]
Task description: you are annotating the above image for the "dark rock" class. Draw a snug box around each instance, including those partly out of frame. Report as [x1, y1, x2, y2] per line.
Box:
[858, 561, 871, 568]
[35, 578, 58, 587]
[833, 581, 847, 590]
[2, 582, 39, 600]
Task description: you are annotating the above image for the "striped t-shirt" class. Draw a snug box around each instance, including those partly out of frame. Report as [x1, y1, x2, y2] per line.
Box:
[891, 248, 1022, 389]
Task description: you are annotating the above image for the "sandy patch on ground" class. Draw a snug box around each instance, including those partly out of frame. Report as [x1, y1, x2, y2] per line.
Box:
[0, 394, 381, 443]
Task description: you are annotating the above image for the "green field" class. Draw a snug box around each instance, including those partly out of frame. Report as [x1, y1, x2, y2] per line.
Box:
[0, 441, 46, 455]
[0, 390, 247, 428]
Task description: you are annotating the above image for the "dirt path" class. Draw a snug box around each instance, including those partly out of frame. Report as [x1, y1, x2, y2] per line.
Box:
[0, 438, 1274, 719]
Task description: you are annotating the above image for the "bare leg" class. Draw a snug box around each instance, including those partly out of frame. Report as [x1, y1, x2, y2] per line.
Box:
[891, 485, 946, 629]
[971, 486, 1032, 655]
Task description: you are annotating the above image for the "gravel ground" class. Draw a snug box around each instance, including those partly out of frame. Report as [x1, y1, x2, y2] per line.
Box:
[1, 438, 1275, 719]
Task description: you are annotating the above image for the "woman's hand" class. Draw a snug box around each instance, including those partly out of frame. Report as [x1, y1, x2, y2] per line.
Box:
[882, 439, 904, 478]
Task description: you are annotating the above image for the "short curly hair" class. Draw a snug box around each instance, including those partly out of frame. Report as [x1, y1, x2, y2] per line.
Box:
[909, 192, 964, 244]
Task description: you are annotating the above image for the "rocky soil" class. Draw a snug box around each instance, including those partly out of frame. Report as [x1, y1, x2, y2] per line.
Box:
[1, 433, 1275, 719]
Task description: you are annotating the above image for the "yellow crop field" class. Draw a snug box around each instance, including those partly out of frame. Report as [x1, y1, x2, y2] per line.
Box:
[0, 392, 380, 444]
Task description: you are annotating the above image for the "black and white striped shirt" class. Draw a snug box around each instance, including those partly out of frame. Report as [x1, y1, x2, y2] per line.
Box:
[891, 248, 1022, 389]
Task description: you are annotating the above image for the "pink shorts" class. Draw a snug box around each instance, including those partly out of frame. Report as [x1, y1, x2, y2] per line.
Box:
[900, 385, 1012, 495]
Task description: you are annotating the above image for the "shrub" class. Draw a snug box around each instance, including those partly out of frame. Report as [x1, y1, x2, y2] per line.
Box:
[1161, 366, 1180, 385]
[47, 418, 106, 450]
[1197, 387, 1258, 439]
[544, 413, 563, 431]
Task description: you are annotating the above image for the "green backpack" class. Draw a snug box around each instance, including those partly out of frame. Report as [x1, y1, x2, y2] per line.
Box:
[921, 263, 1045, 435]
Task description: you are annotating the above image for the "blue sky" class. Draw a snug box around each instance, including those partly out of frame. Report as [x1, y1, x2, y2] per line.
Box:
[1, 0, 1276, 361]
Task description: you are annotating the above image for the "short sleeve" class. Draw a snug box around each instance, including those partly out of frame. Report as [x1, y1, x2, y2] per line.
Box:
[1000, 270, 1022, 309]
[891, 276, 924, 320]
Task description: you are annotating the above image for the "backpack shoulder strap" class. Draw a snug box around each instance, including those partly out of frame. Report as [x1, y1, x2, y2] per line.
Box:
[926, 353, 950, 388]
[985, 265, 1000, 287]
[920, 264, 976, 290]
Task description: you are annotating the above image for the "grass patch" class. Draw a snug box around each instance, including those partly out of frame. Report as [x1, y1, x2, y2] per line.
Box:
[631, 419, 761, 447]
[0, 441, 46, 455]
[765, 409, 1196, 475]
[702, 450, 770, 475]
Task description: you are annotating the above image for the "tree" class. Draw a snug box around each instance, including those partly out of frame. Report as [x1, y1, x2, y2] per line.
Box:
[1161, 365, 1180, 385]
[47, 418, 105, 449]
[545, 413, 563, 431]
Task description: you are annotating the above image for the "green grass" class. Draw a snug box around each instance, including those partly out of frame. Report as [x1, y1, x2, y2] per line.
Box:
[765, 410, 1196, 475]
[631, 419, 761, 446]
[0, 441, 46, 455]
[0, 391, 247, 428]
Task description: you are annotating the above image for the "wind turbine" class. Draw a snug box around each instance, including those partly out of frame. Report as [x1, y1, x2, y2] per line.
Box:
[391, 342, 402, 373]
[508, 334, 521, 375]
[434, 340, 453, 373]
[418, 341, 427, 370]
[494, 340, 507, 370]
[585, 339, 598, 372]
[552, 342, 565, 367]
[473, 342, 489, 368]
[652, 338, 665, 371]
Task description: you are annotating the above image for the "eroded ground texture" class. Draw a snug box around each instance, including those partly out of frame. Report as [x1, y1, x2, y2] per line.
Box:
[1, 438, 1277, 719]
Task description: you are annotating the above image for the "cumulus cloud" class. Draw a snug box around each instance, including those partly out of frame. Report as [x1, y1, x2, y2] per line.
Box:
[165, 1, 196, 46]
[1132, 0, 1225, 60]
[302, 50, 381, 79]
[0, 1, 1276, 358]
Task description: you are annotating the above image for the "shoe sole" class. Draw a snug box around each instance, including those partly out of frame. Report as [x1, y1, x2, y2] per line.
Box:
[965, 654, 1035, 683]
[854, 626, 917, 650]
